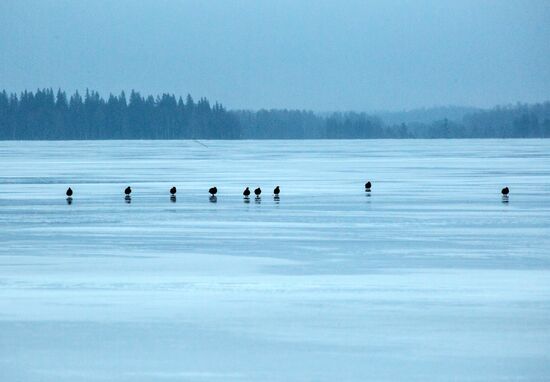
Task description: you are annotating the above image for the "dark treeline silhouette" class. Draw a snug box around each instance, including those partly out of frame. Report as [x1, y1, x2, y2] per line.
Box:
[0, 88, 240, 140]
[235, 110, 386, 139]
[1, 89, 549, 139]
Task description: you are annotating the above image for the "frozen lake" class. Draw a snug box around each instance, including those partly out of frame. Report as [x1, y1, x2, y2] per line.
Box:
[1, 139, 550, 381]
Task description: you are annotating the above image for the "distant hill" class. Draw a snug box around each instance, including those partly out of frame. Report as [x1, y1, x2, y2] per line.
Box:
[373, 106, 480, 125]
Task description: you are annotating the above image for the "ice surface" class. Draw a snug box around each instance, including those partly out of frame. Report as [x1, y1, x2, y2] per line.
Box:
[1, 140, 550, 381]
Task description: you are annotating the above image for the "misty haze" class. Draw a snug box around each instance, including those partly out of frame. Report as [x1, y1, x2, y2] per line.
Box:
[1, 1, 549, 382]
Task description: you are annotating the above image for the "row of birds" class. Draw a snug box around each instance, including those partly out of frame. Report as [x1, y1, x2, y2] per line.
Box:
[208, 186, 281, 197]
[65, 183, 511, 198]
[64, 185, 283, 198]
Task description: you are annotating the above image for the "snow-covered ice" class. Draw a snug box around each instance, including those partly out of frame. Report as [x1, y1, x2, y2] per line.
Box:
[1, 139, 550, 381]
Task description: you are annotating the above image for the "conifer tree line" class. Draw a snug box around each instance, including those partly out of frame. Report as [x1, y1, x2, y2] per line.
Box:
[1, 88, 549, 139]
[0, 89, 240, 140]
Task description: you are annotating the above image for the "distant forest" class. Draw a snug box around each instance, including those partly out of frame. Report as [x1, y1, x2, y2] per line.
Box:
[1, 89, 549, 140]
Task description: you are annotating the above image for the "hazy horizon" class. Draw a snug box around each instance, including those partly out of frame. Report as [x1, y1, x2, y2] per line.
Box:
[0, 85, 545, 114]
[1, 0, 549, 111]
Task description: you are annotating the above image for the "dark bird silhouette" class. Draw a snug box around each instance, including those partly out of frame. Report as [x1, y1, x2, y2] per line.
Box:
[125, 186, 132, 196]
[170, 186, 177, 195]
[365, 181, 372, 190]
[254, 187, 262, 197]
[273, 186, 280, 195]
[209, 186, 217, 196]
[243, 187, 250, 197]
[66, 187, 73, 197]
[501, 187, 509, 196]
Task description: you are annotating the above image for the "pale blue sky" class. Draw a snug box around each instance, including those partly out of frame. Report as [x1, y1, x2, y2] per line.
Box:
[1, 0, 549, 110]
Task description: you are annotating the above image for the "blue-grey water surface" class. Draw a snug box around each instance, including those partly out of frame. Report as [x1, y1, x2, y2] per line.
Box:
[1, 140, 549, 381]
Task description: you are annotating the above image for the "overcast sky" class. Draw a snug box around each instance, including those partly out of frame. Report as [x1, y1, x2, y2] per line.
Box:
[1, 0, 549, 111]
